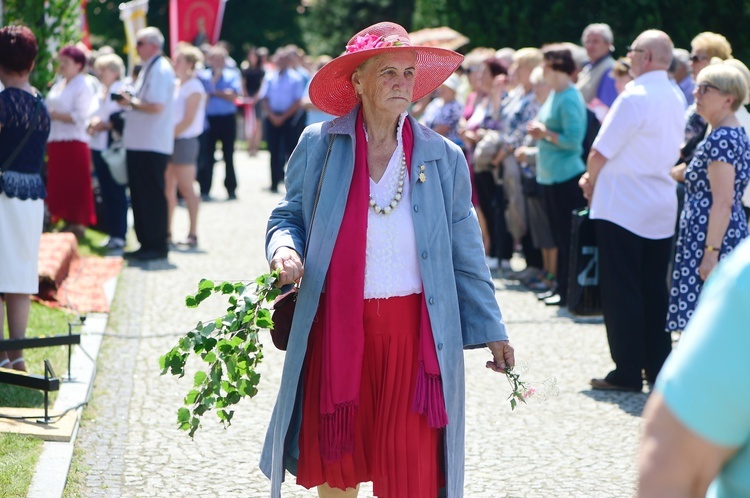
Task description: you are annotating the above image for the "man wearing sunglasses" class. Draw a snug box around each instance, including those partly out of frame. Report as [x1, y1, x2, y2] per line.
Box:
[579, 30, 686, 393]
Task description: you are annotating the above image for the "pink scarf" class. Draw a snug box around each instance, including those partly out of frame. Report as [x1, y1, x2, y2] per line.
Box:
[320, 109, 448, 463]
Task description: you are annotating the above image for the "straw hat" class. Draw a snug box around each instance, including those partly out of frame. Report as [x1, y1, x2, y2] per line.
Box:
[309, 21, 464, 116]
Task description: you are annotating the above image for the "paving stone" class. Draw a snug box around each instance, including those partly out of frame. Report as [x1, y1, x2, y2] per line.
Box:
[69, 150, 646, 497]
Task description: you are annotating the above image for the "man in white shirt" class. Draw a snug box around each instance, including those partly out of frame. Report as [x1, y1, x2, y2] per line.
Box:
[579, 30, 686, 392]
[117, 27, 175, 260]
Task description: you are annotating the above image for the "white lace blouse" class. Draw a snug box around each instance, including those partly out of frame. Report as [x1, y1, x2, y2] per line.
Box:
[46, 73, 98, 144]
[364, 113, 422, 299]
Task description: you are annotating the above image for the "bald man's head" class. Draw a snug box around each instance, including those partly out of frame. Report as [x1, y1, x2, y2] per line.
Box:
[628, 30, 674, 77]
[638, 30, 674, 67]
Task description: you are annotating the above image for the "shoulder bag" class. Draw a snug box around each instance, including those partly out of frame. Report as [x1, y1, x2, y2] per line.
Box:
[270, 134, 335, 351]
[101, 134, 128, 185]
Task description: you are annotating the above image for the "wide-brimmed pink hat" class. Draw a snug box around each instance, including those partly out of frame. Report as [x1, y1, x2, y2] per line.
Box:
[309, 22, 464, 116]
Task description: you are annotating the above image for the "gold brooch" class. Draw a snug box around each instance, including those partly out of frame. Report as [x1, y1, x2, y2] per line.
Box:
[418, 165, 426, 183]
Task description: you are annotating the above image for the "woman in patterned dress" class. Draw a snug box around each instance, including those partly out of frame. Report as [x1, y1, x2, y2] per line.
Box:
[667, 63, 750, 332]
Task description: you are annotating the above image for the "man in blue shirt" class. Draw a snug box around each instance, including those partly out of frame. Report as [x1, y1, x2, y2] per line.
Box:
[576, 23, 619, 109]
[198, 45, 241, 200]
[259, 47, 305, 193]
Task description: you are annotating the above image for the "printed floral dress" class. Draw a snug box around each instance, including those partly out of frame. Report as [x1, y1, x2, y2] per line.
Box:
[667, 126, 750, 331]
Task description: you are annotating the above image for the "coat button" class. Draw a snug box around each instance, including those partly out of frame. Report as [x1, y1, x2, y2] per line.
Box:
[422, 251, 428, 259]
[413, 204, 419, 212]
[429, 297, 435, 305]
[437, 342, 444, 350]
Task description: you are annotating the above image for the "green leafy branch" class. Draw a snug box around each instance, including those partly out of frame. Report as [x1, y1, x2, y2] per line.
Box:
[159, 272, 282, 437]
[506, 366, 533, 410]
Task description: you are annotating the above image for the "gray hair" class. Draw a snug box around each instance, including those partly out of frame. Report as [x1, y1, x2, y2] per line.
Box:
[136, 27, 164, 50]
[581, 23, 614, 45]
[670, 48, 690, 73]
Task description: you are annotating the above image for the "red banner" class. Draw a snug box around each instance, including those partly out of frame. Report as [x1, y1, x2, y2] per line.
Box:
[169, 0, 227, 55]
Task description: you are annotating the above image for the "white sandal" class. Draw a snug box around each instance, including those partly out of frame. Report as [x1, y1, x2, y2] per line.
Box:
[10, 357, 26, 371]
[0, 358, 10, 369]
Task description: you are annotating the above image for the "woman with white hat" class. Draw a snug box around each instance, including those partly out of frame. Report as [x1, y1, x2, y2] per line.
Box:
[262, 21, 514, 498]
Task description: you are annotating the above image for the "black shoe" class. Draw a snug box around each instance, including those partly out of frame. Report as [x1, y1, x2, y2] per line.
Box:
[200, 193, 213, 202]
[123, 248, 143, 260]
[590, 378, 642, 392]
[133, 249, 168, 261]
[227, 192, 237, 200]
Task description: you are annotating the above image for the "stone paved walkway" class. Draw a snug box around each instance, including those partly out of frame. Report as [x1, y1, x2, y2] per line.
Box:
[69, 150, 647, 497]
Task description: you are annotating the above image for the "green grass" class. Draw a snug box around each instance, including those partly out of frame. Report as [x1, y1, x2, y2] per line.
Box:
[0, 433, 44, 498]
[0, 298, 85, 498]
[0, 303, 75, 407]
[77, 228, 108, 257]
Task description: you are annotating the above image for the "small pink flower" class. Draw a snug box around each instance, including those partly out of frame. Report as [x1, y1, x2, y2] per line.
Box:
[346, 34, 385, 54]
[522, 387, 536, 399]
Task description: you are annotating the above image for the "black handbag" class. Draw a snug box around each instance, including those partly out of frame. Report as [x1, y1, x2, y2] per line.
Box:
[270, 134, 335, 350]
[566, 208, 602, 316]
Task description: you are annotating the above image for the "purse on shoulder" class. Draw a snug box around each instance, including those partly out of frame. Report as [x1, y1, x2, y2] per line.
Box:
[269, 134, 334, 351]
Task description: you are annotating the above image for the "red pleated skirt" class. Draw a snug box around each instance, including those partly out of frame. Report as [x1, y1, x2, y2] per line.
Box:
[297, 293, 444, 498]
[46, 140, 97, 226]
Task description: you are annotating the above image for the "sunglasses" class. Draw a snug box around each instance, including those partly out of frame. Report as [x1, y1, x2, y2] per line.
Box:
[690, 54, 710, 63]
[695, 83, 721, 95]
[626, 45, 646, 54]
[136, 40, 147, 47]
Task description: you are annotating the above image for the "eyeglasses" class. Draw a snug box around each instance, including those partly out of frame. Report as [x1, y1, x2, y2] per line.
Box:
[626, 45, 646, 54]
[690, 54, 710, 63]
[136, 40, 146, 47]
[695, 83, 721, 95]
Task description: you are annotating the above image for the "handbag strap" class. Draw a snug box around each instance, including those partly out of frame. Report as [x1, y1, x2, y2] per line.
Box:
[302, 133, 335, 264]
[1, 93, 43, 173]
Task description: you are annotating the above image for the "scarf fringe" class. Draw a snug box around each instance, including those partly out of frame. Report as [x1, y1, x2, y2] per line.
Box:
[320, 402, 356, 463]
[412, 361, 449, 428]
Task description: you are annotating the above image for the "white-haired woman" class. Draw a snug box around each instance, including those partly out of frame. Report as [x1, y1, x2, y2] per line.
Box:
[261, 22, 514, 498]
[667, 63, 750, 332]
[88, 53, 127, 251]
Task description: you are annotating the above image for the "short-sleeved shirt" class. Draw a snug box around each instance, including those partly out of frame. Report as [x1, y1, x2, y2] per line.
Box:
[123, 54, 176, 155]
[259, 68, 305, 114]
[45, 73, 98, 143]
[590, 70, 686, 239]
[656, 237, 750, 498]
[203, 68, 241, 116]
[174, 77, 206, 139]
[535, 85, 587, 185]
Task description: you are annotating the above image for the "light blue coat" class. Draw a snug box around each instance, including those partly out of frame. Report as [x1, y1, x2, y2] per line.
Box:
[260, 106, 508, 497]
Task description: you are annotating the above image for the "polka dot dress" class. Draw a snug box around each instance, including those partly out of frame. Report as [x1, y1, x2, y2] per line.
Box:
[667, 126, 750, 331]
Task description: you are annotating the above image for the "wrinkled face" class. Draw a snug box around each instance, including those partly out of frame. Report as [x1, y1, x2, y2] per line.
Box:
[694, 80, 733, 120]
[690, 46, 711, 77]
[96, 66, 119, 86]
[584, 32, 610, 61]
[173, 54, 192, 77]
[58, 55, 82, 80]
[353, 52, 416, 117]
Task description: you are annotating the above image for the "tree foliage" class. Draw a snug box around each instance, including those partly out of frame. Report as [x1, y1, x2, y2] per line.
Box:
[299, 0, 415, 56]
[3, 0, 82, 91]
[412, 0, 750, 63]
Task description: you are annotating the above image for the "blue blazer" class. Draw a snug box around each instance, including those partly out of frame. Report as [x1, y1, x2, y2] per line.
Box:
[261, 106, 508, 497]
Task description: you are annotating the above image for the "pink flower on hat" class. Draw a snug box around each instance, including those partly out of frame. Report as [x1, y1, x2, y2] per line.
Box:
[346, 33, 405, 54]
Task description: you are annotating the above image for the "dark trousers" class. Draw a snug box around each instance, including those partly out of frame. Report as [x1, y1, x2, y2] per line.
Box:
[265, 113, 303, 190]
[92, 150, 128, 240]
[544, 175, 587, 303]
[198, 113, 237, 196]
[596, 220, 674, 387]
[126, 150, 169, 252]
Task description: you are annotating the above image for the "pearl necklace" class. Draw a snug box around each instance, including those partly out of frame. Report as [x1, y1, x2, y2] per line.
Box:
[369, 150, 406, 215]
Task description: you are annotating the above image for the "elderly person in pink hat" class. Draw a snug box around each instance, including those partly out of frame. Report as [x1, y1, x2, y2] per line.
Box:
[262, 21, 514, 498]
